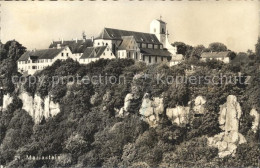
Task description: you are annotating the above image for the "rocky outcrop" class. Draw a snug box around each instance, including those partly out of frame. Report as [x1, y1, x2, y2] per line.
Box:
[208, 95, 246, 158]
[3, 94, 13, 110]
[250, 108, 259, 133]
[193, 96, 206, 115]
[18, 92, 60, 124]
[166, 106, 190, 125]
[139, 93, 164, 127]
[119, 93, 134, 116]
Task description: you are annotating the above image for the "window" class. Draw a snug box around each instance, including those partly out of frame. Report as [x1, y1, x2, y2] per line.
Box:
[98, 43, 100, 46]
[127, 52, 130, 58]
[155, 56, 157, 62]
[149, 56, 151, 63]
[135, 52, 138, 60]
[103, 53, 105, 56]
[61, 53, 64, 56]
[106, 43, 108, 46]
[66, 53, 69, 56]
[143, 55, 145, 61]
[111, 53, 113, 56]
[161, 57, 163, 61]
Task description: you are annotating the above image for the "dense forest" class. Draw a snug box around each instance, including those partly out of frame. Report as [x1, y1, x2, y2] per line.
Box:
[0, 39, 259, 167]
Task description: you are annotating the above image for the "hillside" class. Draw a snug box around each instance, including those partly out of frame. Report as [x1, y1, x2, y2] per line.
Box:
[0, 57, 259, 167]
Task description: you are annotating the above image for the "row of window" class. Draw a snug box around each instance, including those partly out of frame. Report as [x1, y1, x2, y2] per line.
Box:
[19, 59, 53, 64]
[61, 53, 69, 57]
[19, 65, 47, 70]
[103, 52, 113, 56]
[80, 58, 99, 63]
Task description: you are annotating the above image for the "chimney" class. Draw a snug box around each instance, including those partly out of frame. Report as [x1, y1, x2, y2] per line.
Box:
[61, 38, 64, 44]
[57, 44, 61, 49]
[91, 36, 94, 43]
[76, 38, 78, 43]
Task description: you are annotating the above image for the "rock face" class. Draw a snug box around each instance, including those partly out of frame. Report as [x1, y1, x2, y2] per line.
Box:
[119, 93, 134, 116]
[166, 106, 190, 125]
[3, 94, 13, 110]
[208, 95, 246, 158]
[193, 96, 206, 115]
[18, 92, 60, 124]
[250, 108, 259, 133]
[139, 93, 164, 127]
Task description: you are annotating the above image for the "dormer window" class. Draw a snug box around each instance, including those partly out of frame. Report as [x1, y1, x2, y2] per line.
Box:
[141, 38, 144, 42]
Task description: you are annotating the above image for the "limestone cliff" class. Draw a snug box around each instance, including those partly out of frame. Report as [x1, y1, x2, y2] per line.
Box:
[139, 93, 164, 127]
[208, 95, 246, 158]
[2, 94, 13, 110]
[250, 108, 259, 133]
[166, 106, 190, 125]
[2, 92, 60, 124]
[118, 92, 207, 127]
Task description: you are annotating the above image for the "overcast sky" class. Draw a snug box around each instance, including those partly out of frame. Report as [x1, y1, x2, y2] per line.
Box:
[1, 1, 259, 52]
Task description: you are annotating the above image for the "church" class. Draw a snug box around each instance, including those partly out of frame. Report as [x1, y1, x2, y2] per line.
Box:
[81, 18, 181, 65]
[17, 18, 183, 75]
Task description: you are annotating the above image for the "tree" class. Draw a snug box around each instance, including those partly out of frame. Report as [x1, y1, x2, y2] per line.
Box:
[208, 42, 227, 52]
[191, 45, 206, 58]
[172, 42, 193, 59]
[255, 37, 260, 60]
[65, 133, 89, 161]
[4, 40, 26, 61]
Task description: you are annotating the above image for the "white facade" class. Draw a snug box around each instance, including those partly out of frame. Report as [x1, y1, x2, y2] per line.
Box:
[79, 46, 116, 65]
[18, 46, 73, 75]
[201, 57, 230, 63]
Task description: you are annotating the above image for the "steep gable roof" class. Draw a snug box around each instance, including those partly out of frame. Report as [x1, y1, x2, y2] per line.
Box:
[18, 48, 64, 61]
[96, 28, 161, 45]
[118, 36, 137, 50]
[201, 51, 235, 59]
[80, 46, 107, 59]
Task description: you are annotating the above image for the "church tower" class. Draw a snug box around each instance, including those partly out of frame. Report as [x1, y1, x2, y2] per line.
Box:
[150, 18, 177, 56]
[150, 17, 167, 48]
